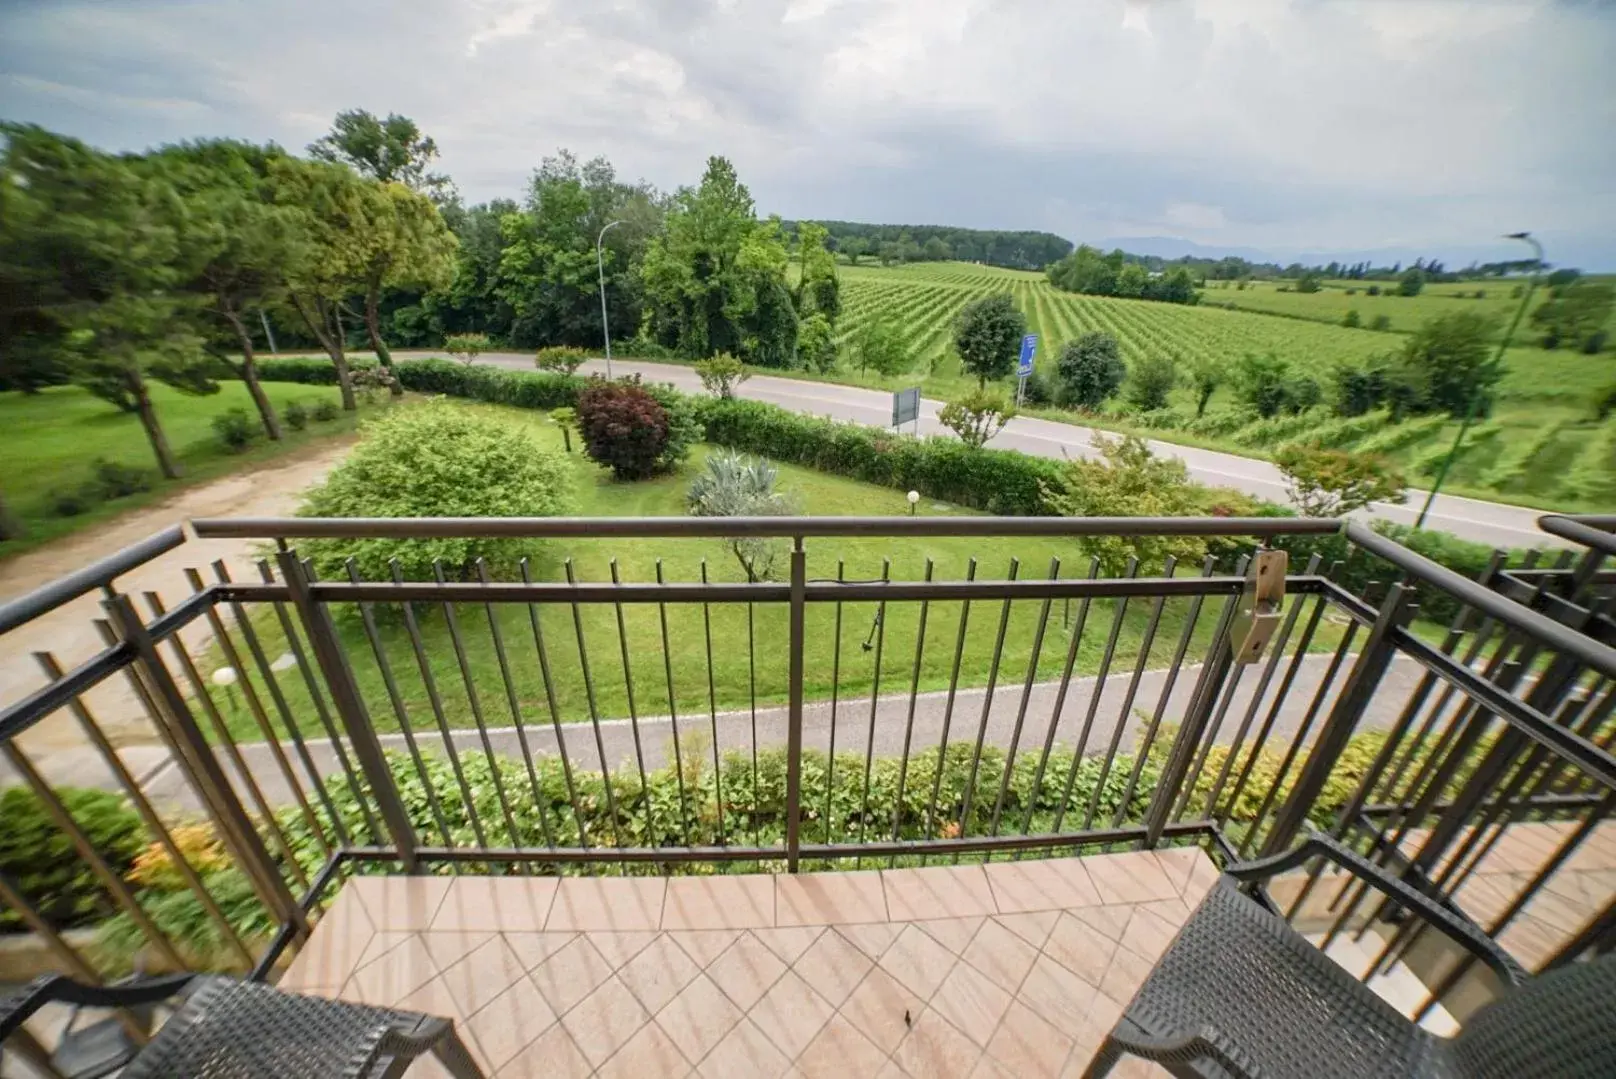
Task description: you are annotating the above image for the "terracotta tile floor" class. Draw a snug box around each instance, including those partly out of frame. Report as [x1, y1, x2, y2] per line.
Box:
[277, 849, 1225, 1078]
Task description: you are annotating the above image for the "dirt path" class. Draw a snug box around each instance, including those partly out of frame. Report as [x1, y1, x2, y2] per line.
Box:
[0, 437, 356, 754]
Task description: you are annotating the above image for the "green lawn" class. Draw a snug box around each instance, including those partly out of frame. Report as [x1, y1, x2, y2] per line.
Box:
[203, 402, 1341, 743]
[0, 382, 364, 556]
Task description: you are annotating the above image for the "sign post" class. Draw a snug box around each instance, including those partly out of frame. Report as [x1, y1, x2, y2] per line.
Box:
[1015, 334, 1038, 407]
[891, 386, 921, 434]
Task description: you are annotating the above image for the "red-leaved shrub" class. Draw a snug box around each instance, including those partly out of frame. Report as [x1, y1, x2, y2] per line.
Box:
[575, 378, 671, 479]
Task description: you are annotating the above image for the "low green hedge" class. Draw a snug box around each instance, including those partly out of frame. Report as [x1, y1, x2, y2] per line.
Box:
[0, 786, 146, 932]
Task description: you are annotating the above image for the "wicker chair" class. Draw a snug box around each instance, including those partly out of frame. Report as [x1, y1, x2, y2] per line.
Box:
[1085, 832, 1616, 1078]
[1, 973, 484, 1078]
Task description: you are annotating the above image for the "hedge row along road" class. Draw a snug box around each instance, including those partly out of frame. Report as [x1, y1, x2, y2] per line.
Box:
[463, 352, 1560, 550]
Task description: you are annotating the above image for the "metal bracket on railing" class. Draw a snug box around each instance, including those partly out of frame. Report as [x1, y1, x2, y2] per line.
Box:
[1229, 549, 1287, 665]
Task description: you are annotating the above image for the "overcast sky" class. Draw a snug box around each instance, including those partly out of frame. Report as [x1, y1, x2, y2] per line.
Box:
[3, 0, 1613, 267]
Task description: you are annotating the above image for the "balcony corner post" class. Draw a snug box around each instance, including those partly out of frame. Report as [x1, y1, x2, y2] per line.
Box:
[785, 535, 807, 873]
[275, 550, 419, 873]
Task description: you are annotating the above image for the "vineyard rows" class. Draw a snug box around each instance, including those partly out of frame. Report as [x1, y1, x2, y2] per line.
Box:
[825, 261, 1613, 511]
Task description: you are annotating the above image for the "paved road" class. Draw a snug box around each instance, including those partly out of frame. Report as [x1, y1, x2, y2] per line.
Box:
[30, 651, 1442, 814]
[469, 352, 1560, 551]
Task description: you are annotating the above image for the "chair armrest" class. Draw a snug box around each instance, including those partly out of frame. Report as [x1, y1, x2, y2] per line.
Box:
[1106, 1016, 1258, 1078]
[1, 974, 195, 1044]
[1226, 832, 1527, 987]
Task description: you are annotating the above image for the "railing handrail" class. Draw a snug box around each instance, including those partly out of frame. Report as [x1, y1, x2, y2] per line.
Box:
[1345, 521, 1616, 681]
[190, 514, 1346, 539]
[1538, 514, 1616, 558]
[0, 525, 185, 636]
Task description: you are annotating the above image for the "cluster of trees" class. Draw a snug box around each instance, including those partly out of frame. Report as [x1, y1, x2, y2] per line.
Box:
[1045, 245, 1199, 305]
[1, 114, 458, 478]
[1, 112, 850, 480]
[782, 221, 1071, 271]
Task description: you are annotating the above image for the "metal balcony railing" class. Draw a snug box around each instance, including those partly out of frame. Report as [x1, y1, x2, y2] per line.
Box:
[0, 514, 1611, 1034]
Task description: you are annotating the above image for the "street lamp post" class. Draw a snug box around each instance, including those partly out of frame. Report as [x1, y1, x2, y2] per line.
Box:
[597, 220, 625, 379]
[1413, 231, 1544, 530]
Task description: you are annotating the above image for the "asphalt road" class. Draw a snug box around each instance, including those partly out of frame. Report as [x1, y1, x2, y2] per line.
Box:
[469, 353, 1560, 550]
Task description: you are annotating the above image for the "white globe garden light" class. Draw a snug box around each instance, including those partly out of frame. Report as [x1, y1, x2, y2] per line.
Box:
[907, 490, 920, 516]
[210, 667, 238, 687]
[270, 652, 297, 672]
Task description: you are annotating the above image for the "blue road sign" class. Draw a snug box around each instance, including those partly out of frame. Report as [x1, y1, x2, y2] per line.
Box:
[1018, 334, 1038, 376]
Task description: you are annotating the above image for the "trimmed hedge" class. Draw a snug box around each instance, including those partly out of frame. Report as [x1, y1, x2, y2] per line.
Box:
[699, 399, 1062, 515]
[257, 358, 1061, 515]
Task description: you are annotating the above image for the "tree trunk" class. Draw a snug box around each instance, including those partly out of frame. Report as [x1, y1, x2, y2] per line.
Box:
[129, 369, 180, 479]
[292, 292, 357, 412]
[364, 272, 403, 397]
[225, 309, 282, 440]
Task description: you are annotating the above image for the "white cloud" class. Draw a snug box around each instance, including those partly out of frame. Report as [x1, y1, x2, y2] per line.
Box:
[1, 0, 1611, 265]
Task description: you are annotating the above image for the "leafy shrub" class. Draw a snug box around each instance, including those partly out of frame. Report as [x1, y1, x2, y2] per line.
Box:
[576, 378, 672, 480]
[1233, 353, 1293, 418]
[1274, 443, 1406, 516]
[93, 458, 153, 499]
[1287, 375, 1322, 413]
[1126, 354, 1177, 411]
[1366, 284, 1382, 297]
[1186, 357, 1221, 418]
[212, 408, 256, 452]
[535, 345, 588, 375]
[397, 357, 582, 410]
[852, 315, 911, 376]
[1342, 309, 1361, 328]
[694, 353, 749, 399]
[0, 786, 145, 931]
[1370, 314, 1392, 332]
[616, 336, 676, 361]
[282, 400, 308, 431]
[1055, 333, 1126, 409]
[256, 357, 378, 384]
[938, 389, 1016, 449]
[49, 485, 97, 517]
[444, 332, 491, 366]
[797, 313, 836, 372]
[311, 400, 340, 423]
[298, 398, 574, 580]
[700, 399, 1061, 515]
[1042, 434, 1210, 575]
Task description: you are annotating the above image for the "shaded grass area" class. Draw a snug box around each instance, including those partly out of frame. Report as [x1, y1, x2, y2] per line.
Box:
[200, 402, 1349, 743]
[0, 381, 361, 557]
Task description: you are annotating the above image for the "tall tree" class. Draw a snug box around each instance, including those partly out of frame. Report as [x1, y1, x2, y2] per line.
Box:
[353, 182, 457, 391]
[794, 221, 840, 323]
[953, 293, 1026, 386]
[269, 157, 374, 410]
[308, 109, 453, 202]
[148, 138, 303, 437]
[0, 124, 217, 478]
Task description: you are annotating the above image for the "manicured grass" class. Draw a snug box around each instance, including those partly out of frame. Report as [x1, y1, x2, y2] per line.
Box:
[0, 381, 363, 556]
[204, 402, 1343, 742]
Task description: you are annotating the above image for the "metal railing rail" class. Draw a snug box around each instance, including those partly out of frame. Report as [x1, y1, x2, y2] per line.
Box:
[0, 513, 1611, 1026]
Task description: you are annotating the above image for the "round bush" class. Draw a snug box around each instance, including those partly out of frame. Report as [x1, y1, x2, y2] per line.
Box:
[298, 399, 574, 580]
[1056, 332, 1126, 409]
[576, 379, 671, 480]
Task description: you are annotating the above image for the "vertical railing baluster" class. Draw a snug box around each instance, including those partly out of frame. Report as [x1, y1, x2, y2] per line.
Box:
[891, 559, 936, 864]
[786, 536, 806, 871]
[104, 593, 308, 939]
[346, 561, 456, 852]
[699, 560, 727, 849]
[990, 557, 1059, 838]
[824, 560, 846, 847]
[1053, 557, 1138, 835]
[957, 558, 1018, 856]
[608, 559, 657, 856]
[926, 557, 977, 842]
[477, 559, 556, 852]
[276, 552, 418, 873]
[521, 558, 590, 858]
[655, 560, 694, 849]
[1024, 557, 1099, 844]
[856, 558, 893, 864]
[565, 558, 626, 856]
